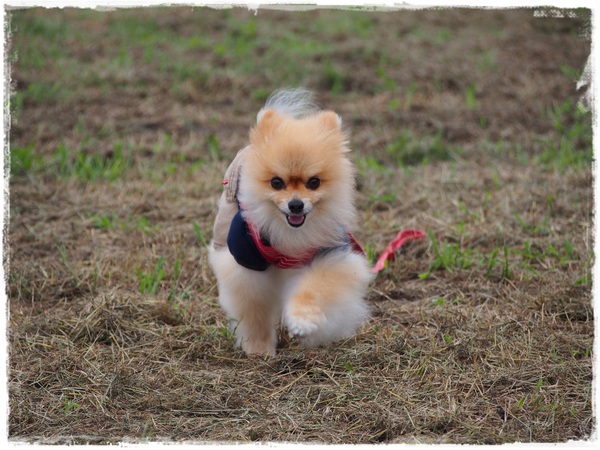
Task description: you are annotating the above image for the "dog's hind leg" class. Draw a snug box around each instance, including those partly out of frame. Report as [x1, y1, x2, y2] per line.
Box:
[209, 247, 281, 356]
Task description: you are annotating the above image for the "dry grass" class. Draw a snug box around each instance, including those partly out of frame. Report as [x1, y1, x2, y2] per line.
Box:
[6, 6, 594, 444]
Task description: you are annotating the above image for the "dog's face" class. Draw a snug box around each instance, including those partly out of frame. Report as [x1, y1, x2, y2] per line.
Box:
[267, 172, 321, 229]
[239, 108, 356, 253]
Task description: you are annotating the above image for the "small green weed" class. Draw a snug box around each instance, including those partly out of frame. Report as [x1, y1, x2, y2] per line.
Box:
[138, 257, 166, 295]
[364, 243, 377, 267]
[10, 144, 43, 175]
[88, 212, 157, 236]
[386, 131, 456, 167]
[213, 17, 257, 57]
[376, 59, 397, 91]
[432, 297, 461, 307]
[55, 243, 83, 287]
[323, 61, 347, 94]
[536, 99, 592, 172]
[369, 193, 397, 204]
[388, 81, 419, 111]
[89, 212, 118, 231]
[559, 65, 581, 81]
[442, 333, 454, 344]
[141, 422, 153, 441]
[206, 134, 223, 161]
[404, 81, 419, 110]
[514, 213, 551, 237]
[12, 81, 65, 111]
[465, 83, 478, 109]
[574, 273, 591, 286]
[433, 28, 454, 44]
[547, 240, 575, 268]
[517, 241, 546, 265]
[513, 240, 579, 273]
[420, 232, 516, 280]
[484, 246, 499, 277]
[214, 323, 236, 342]
[192, 222, 208, 247]
[432, 297, 445, 307]
[502, 244, 512, 279]
[476, 50, 497, 71]
[135, 216, 158, 236]
[356, 155, 388, 174]
[168, 259, 181, 303]
[387, 98, 400, 111]
[320, 11, 375, 40]
[419, 230, 476, 278]
[251, 87, 272, 103]
[62, 396, 81, 415]
[53, 142, 131, 182]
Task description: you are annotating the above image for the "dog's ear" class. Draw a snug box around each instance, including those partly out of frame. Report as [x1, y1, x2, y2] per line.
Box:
[256, 108, 279, 127]
[255, 108, 281, 133]
[251, 108, 282, 145]
[318, 111, 343, 130]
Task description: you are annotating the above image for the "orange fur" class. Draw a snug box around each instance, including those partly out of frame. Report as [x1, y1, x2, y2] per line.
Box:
[210, 90, 372, 356]
[288, 262, 360, 319]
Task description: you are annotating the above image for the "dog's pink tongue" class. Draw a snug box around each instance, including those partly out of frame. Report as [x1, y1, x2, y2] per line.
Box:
[288, 214, 305, 226]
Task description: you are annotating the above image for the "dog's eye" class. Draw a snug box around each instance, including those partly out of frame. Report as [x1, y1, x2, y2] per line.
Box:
[270, 177, 285, 190]
[306, 177, 321, 190]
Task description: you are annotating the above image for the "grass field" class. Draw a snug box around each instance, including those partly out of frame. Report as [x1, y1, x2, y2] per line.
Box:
[5, 6, 595, 444]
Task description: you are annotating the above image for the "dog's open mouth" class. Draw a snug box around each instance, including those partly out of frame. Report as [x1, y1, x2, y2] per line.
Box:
[286, 214, 306, 228]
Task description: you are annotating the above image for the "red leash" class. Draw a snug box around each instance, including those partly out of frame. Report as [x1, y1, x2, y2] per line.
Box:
[371, 229, 426, 273]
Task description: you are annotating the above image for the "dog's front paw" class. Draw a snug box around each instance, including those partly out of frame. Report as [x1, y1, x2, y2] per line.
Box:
[284, 291, 328, 345]
[285, 314, 320, 338]
[284, 301, 326, 343]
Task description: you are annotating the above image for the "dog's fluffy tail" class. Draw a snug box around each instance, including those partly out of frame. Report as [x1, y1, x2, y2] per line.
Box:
[257, 87, 321, 122]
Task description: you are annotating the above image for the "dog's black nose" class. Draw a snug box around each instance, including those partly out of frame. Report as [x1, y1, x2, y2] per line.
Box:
[288, 199, 304, 214]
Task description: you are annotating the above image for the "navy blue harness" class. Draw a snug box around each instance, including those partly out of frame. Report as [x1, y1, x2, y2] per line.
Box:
[227, 210, 356, 272]
[227, 210, 271, 271]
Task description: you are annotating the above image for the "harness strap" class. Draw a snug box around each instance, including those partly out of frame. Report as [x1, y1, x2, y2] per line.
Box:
[226, 209, 362, 271]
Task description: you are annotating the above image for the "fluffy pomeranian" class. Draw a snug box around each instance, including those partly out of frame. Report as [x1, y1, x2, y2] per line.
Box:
[209, 88, 372, 356]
